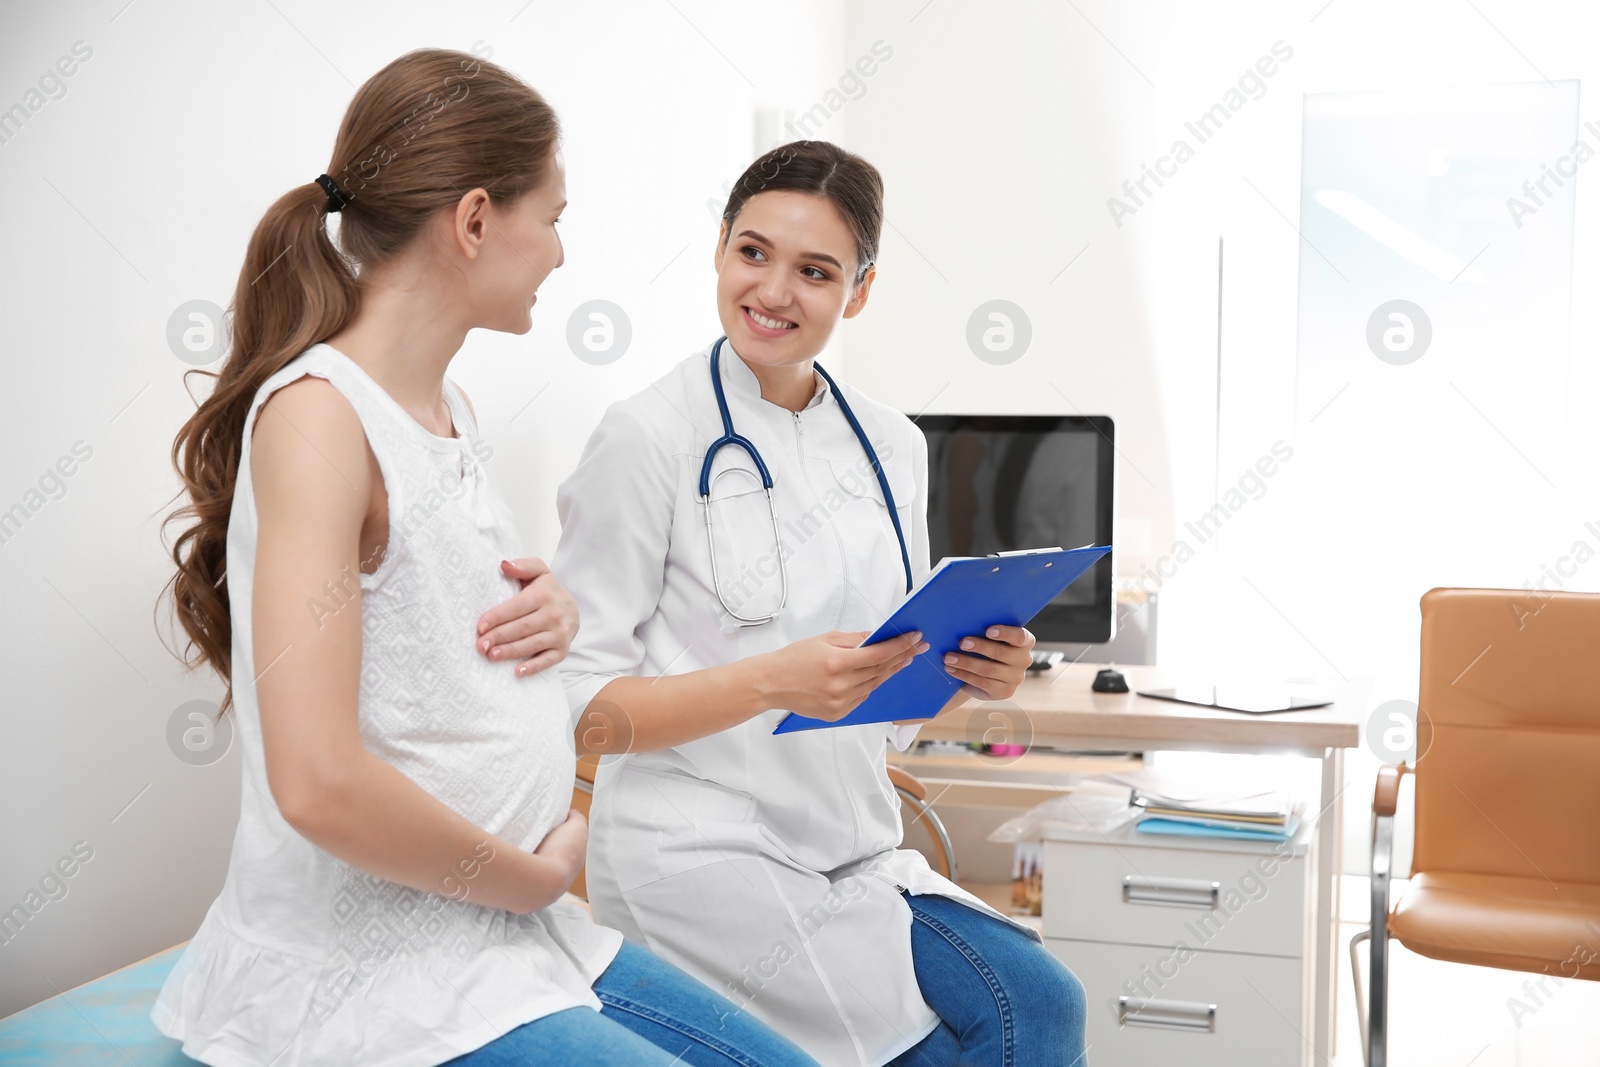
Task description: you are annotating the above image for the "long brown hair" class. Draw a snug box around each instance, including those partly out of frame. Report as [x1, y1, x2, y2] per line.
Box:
[161, 48, 560, 711]
[720, 140, 884, 285]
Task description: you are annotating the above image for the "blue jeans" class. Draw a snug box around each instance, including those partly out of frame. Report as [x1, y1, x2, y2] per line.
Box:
[443, 940, 818, 1067]
[890, 893, 1088, 1067]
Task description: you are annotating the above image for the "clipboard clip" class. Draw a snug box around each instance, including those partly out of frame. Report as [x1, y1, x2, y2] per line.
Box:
[987, 546, 1066, 558]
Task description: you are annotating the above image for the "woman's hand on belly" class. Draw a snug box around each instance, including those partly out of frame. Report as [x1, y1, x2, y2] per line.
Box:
[756, 629, 928, 722]
[475, 557, 580, 676]
[520, 808, 589, 908]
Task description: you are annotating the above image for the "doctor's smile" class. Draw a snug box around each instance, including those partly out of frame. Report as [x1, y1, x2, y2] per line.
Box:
[743, 305, 798, 334]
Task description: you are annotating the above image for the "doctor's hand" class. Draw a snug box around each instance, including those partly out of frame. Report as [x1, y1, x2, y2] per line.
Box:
[759, 630, 929, 722]
[476, 558, 580, 677]
[943, 625, 1036, 702]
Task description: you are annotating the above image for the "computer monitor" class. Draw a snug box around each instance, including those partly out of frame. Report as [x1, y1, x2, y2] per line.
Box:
[913, 414, 1115, 646]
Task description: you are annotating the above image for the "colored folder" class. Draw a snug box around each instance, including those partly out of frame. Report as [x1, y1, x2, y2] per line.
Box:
[773, 545, 1111, 734]
[1135, 815, 1303, 842]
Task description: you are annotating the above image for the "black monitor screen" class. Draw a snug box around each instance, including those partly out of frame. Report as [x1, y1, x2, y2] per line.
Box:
[914, 414, 1115, 644]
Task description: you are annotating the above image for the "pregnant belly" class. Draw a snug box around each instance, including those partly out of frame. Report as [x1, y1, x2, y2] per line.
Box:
[364, 673, 576, 851]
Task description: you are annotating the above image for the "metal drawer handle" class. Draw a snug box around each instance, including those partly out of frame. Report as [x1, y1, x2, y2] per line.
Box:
[1122, 875, 1221, 908]
[1118, 996, 1217, 1033]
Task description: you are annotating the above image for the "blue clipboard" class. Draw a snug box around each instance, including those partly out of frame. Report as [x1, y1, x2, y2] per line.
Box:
[773, 545, 1111, 733]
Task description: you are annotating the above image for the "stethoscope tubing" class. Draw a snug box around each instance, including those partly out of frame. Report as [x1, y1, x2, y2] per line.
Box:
[697, 336, 913, 626]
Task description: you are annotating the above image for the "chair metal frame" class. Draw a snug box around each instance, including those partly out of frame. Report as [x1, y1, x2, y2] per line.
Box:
[1349, 762, 1404, 1067]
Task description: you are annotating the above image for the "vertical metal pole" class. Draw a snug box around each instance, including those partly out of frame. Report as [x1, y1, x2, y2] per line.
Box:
[1313, 746, 1344, 1062]
[1368, 812, 1394, 1067]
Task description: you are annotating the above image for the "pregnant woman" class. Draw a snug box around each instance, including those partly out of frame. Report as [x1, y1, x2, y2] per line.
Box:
[156, 48, 815, 1067]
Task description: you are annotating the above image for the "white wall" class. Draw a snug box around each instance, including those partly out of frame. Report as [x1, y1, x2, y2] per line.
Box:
[0, 0, 846, 1016]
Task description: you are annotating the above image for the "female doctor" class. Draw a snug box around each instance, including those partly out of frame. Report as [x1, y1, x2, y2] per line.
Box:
[488, 141, 1087, 1066]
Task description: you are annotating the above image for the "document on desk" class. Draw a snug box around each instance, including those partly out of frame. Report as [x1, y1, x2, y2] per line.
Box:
[773, 545, 1111, 734]
[1100, 768, 1306, 840]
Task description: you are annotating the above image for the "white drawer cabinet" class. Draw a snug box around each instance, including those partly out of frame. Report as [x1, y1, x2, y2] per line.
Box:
[1046, 938, 1306, 1067]
[1043, 833, 1311, 957]
[1041, 820, 1317, 1067]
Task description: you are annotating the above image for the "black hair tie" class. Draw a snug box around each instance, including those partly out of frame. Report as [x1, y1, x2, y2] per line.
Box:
[315, 173, 350, 213]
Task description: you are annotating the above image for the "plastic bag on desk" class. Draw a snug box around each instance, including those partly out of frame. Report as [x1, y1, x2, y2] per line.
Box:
[985, 790, 1140, 843]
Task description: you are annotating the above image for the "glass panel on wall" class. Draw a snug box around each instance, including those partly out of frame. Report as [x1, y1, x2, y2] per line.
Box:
[1289, 81, 1580, 704]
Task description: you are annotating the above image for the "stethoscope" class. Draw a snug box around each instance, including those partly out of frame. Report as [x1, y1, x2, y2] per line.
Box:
[700, 336, 913, 625]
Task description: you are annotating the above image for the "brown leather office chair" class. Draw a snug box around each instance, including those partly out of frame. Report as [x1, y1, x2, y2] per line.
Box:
[1353, 588, 1600, 1066]
[567, 757, 956, 902]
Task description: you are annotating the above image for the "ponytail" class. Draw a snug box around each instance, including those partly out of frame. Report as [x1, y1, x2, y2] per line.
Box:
[161, 183, 357, 708]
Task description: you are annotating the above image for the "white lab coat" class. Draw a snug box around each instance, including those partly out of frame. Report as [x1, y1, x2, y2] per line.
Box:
[553, 341, 1040, 1067]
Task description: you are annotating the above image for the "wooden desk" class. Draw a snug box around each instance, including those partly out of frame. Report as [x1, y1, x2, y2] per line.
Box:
[916, 662, 1361, 1064]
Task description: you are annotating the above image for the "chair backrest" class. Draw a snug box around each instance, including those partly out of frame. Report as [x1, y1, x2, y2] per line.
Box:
[1414, 587, 1600, 884]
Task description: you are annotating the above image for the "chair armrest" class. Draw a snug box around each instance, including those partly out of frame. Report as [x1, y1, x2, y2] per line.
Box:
[886, 766, 955, 881]
[886, 764, 927, 801]
[1370, 762, 1407, 934]
[1373, 763, 1408, 816]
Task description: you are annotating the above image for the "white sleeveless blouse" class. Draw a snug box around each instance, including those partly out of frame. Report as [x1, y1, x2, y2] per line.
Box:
[152, 344, 621, 1067]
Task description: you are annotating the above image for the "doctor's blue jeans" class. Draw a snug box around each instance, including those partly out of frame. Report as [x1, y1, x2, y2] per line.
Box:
[442, 940, 818, 1067]
[890, 892, 1089, 1067]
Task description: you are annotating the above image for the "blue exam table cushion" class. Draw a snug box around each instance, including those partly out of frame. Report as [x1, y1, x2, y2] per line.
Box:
[0, 944, 192, 1065]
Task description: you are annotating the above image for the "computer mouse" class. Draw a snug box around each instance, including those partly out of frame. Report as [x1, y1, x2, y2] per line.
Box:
[1092, 667, 1129, 693]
